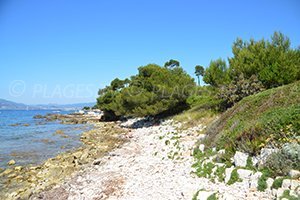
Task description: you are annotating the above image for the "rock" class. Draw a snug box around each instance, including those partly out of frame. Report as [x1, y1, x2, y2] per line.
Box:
[199, 144, 205, 153]
[255, 147, 279, 167]
[289, 190, 299, 198]
[276, 188, 284, 198]
[233, 151, 248, 167]
[272, 188, 277, 196]
[251, 157, 258, 166]
[93, 159, 101, 165]
[290, 179, 300, 190]
[250, 172, 263, 189]
[289, 170, 300, 179]
[282, 179, 291, 189]
[237, 169, 252, 180]
[266, 178, 274, 189]
[14, 166, 22, 171]
[225, 167, 234, 183]
[8, 159, 16, 165]
[218, 149, 226, 154]
[196, 191, 215, 200]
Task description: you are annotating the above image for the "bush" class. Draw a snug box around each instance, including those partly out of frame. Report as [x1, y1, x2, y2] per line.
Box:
[264, 144, 300, 177]
[257, 174, 268, 191]
[272, 177, 284, 189]
[218, 74, 265, 108]
[227, 168, 242, 185]
[203, 58, 230, 87]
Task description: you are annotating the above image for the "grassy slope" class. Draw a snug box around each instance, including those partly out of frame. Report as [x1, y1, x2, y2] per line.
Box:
[203, 81, 300, 155]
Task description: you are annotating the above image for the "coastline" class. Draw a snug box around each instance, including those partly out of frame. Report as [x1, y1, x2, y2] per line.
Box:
[30, 118, 277, 200]
[0, 115, 129, 200]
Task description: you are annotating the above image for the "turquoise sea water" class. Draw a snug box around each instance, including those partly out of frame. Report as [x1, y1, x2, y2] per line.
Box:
[0, 110, 91, 169]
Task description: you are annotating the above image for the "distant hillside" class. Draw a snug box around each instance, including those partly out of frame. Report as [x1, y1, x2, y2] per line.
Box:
[0, 99, 95, 110]
[0, 99, 31, 110]
[33, 102, 96, 110]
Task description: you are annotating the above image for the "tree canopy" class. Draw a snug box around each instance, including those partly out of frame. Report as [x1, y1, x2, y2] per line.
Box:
[195, 65, 205, 86]
[97, 63, 195, 119]
[229, 31, 300, 88]
[203, 58, 230, 87]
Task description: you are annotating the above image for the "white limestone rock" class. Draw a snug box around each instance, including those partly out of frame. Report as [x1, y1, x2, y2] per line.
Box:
[289, 170, 300, 179]
[233, 151, 248, 167]
[225, 167, 234, 183]
[237, 169, 253, 180]
[282, 179, 291, 189]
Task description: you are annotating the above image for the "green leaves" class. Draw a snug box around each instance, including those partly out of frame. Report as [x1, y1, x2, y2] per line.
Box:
[97, 63, 195, 118]
[203, 58, 230, 87]
[229, 32, 300, 88]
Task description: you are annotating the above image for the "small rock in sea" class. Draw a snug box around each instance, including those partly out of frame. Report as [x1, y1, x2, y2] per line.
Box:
[14, 166, 22, 171]
[233, 151, 248, 167]
[8, 159, 16, 166]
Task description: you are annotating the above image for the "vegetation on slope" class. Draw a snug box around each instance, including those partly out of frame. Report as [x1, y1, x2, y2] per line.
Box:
[203, 81, 300, 155]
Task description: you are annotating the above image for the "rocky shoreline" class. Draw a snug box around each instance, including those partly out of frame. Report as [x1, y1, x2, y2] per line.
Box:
[27, 118, 299, 199]
[1, 115, 299, 200]
[0, 116, 129, 199]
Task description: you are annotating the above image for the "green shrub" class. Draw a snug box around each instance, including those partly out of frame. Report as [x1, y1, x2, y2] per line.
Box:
[272, 177, 285, 189]
[257, 174, 268, 191]
[214, 166, 226, 182]
[279, 190, 299, 200]
[203, 58, 230, 87]
[218, 74, 265, 109]
[207, 193, 218, 200]
[227, 168, 242, 185]
[229, 32, 300, 89]
[264, 145, 300, 177]
[204, 81, 300, 156]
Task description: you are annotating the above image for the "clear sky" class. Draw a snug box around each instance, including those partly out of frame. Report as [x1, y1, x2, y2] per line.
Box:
[0, 0, 299, 104]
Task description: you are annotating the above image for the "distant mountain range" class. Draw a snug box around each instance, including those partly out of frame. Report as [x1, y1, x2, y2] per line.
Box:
[0, 99, 95, 110]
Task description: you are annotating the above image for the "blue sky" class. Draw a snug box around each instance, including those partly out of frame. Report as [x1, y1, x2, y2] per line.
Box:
[0, 0, 299, 104]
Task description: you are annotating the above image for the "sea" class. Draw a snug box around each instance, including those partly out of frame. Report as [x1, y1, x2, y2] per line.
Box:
[0, 110, 91, 169]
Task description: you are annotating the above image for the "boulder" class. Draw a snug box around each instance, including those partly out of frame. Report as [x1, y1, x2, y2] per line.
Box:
[218, 149, 226, 154]
[281, 179, 291, 189]
[233, 151, 248, 167]
[291, 179, 300, 190]
[255, 147, 279, 167]
[289, 170, 300, 179]
[266, 178, 274, 189]
[199, 144, 205, 153]
[225, 167, 234, 183]
[7, 160, 16, 166]
[276, 188, 284, 198]
[250, 172, 263, 189]
[237, 169, 252, 180]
